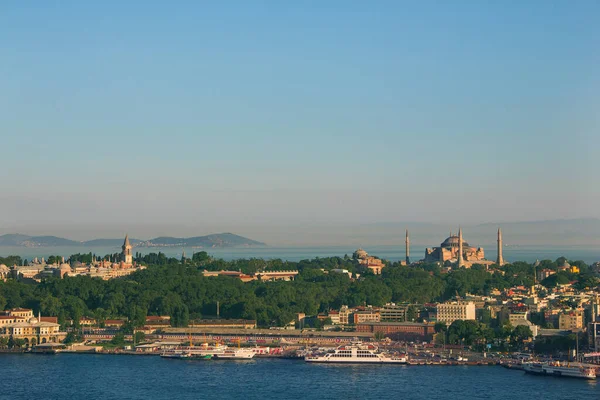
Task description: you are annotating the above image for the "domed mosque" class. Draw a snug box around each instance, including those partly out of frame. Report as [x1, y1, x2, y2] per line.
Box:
[424, 228, 504, 267]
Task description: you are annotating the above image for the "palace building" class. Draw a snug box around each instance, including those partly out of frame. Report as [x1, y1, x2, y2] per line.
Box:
[0, 310, 65, 345]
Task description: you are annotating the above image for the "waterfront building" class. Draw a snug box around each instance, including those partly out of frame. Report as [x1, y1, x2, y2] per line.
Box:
[436, 302, 476, 325]
[558, 310, 584, 331]
[356, 322, 436, 341]
[0, 312, 65, 345]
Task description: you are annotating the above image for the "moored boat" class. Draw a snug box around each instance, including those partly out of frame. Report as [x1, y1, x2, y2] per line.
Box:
[214, 348, 256, 360]
[305, 342, 407, 364]
[523, 361, 596, 380]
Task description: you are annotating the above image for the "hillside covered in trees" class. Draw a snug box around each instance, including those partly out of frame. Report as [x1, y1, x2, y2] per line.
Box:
[0, 252, 595, 328]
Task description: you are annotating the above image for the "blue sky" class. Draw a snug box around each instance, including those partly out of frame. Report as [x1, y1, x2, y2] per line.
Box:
[1, 1, 599, 243]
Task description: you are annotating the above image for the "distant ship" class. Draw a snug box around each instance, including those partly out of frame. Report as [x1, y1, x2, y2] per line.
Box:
[305, 342, 407, 364]
[523, 361, 596, 380]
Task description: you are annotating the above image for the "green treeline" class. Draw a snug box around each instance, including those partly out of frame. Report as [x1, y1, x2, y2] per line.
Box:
[0, 254, 595, 328]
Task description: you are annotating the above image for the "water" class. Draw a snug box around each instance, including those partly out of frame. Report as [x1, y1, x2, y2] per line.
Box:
[3, 245, 599, 264]
[0, 354, 598, 399]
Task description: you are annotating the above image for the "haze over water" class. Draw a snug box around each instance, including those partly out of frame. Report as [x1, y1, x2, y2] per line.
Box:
[6, 244, 599, 265]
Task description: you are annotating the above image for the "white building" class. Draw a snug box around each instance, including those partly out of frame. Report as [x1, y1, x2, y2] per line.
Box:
[436, 302, 476, 325]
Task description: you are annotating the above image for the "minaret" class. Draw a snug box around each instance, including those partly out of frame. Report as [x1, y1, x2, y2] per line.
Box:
[405, 229, 410, 265]
[496, 228, 504, 266]
[122, 234, 133, 264]
[457, 227, 464, 267]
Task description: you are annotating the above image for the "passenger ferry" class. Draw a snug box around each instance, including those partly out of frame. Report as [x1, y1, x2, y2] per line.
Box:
[305, 342, 408, 364]
[523, 361, 596, 380]
[160, 343, 228, 359]
[214, 348, 256, 360]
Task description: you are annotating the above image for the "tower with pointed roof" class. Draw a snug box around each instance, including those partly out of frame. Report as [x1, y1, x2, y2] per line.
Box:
[405, 229, 410, 264]
[457, 227, 464, 267]
[496, 228, 504, 266]
[122, 234, 133, 264]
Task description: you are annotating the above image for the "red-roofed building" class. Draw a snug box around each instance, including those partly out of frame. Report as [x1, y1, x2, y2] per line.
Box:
[40, 317, 58, 324]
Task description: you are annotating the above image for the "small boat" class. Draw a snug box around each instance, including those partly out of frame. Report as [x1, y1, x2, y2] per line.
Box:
[161, 351, 193, 359]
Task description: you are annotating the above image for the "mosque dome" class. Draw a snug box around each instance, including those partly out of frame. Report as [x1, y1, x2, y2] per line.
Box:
[354, 249, 368, 259]
[441, 236, 470, 248]
[560, 260, 571, 268]
[60, 263, 72, 271]
[28, 317, 39, 324]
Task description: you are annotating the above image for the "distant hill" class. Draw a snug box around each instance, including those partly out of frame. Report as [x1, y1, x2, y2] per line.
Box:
[0, 233, 265, 248]
[82, 238, 143, 247]
[0, 234, 80, 247]
[137, 233, 266, 248]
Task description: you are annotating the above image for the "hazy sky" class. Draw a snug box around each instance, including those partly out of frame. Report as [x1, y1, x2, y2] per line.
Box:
[1, 1, 599, 243]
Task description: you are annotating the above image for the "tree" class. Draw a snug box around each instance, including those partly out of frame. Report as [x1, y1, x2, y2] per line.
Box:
[134, 331, 146, 344]
[447, 320, 482, 346]
[511, 325, 533, 343]
[64, 330, 83, 344]
[406, 306, 417, 322]
[111, 332, 126, 346]
[40, 295, 62, 317]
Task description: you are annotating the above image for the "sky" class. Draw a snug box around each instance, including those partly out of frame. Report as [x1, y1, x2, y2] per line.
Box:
[1, 1, 599, 244]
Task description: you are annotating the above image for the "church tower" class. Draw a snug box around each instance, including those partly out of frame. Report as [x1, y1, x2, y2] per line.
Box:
[405, 229, 410, 264]
[122, 234, 133, 264]
[457, 227, 464, 267]
[496, 228, 504, 266]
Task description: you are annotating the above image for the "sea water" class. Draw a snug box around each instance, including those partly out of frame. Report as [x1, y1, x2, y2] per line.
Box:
[3, 244, 599, 264]
[0, 354, 598, 400]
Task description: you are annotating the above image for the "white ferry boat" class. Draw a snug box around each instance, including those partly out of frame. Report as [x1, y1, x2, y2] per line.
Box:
[523, 361, 596, 380]
[305, 342, 408, 364]
[214, 348, 256, 360]
[161, 343, 228, 360]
